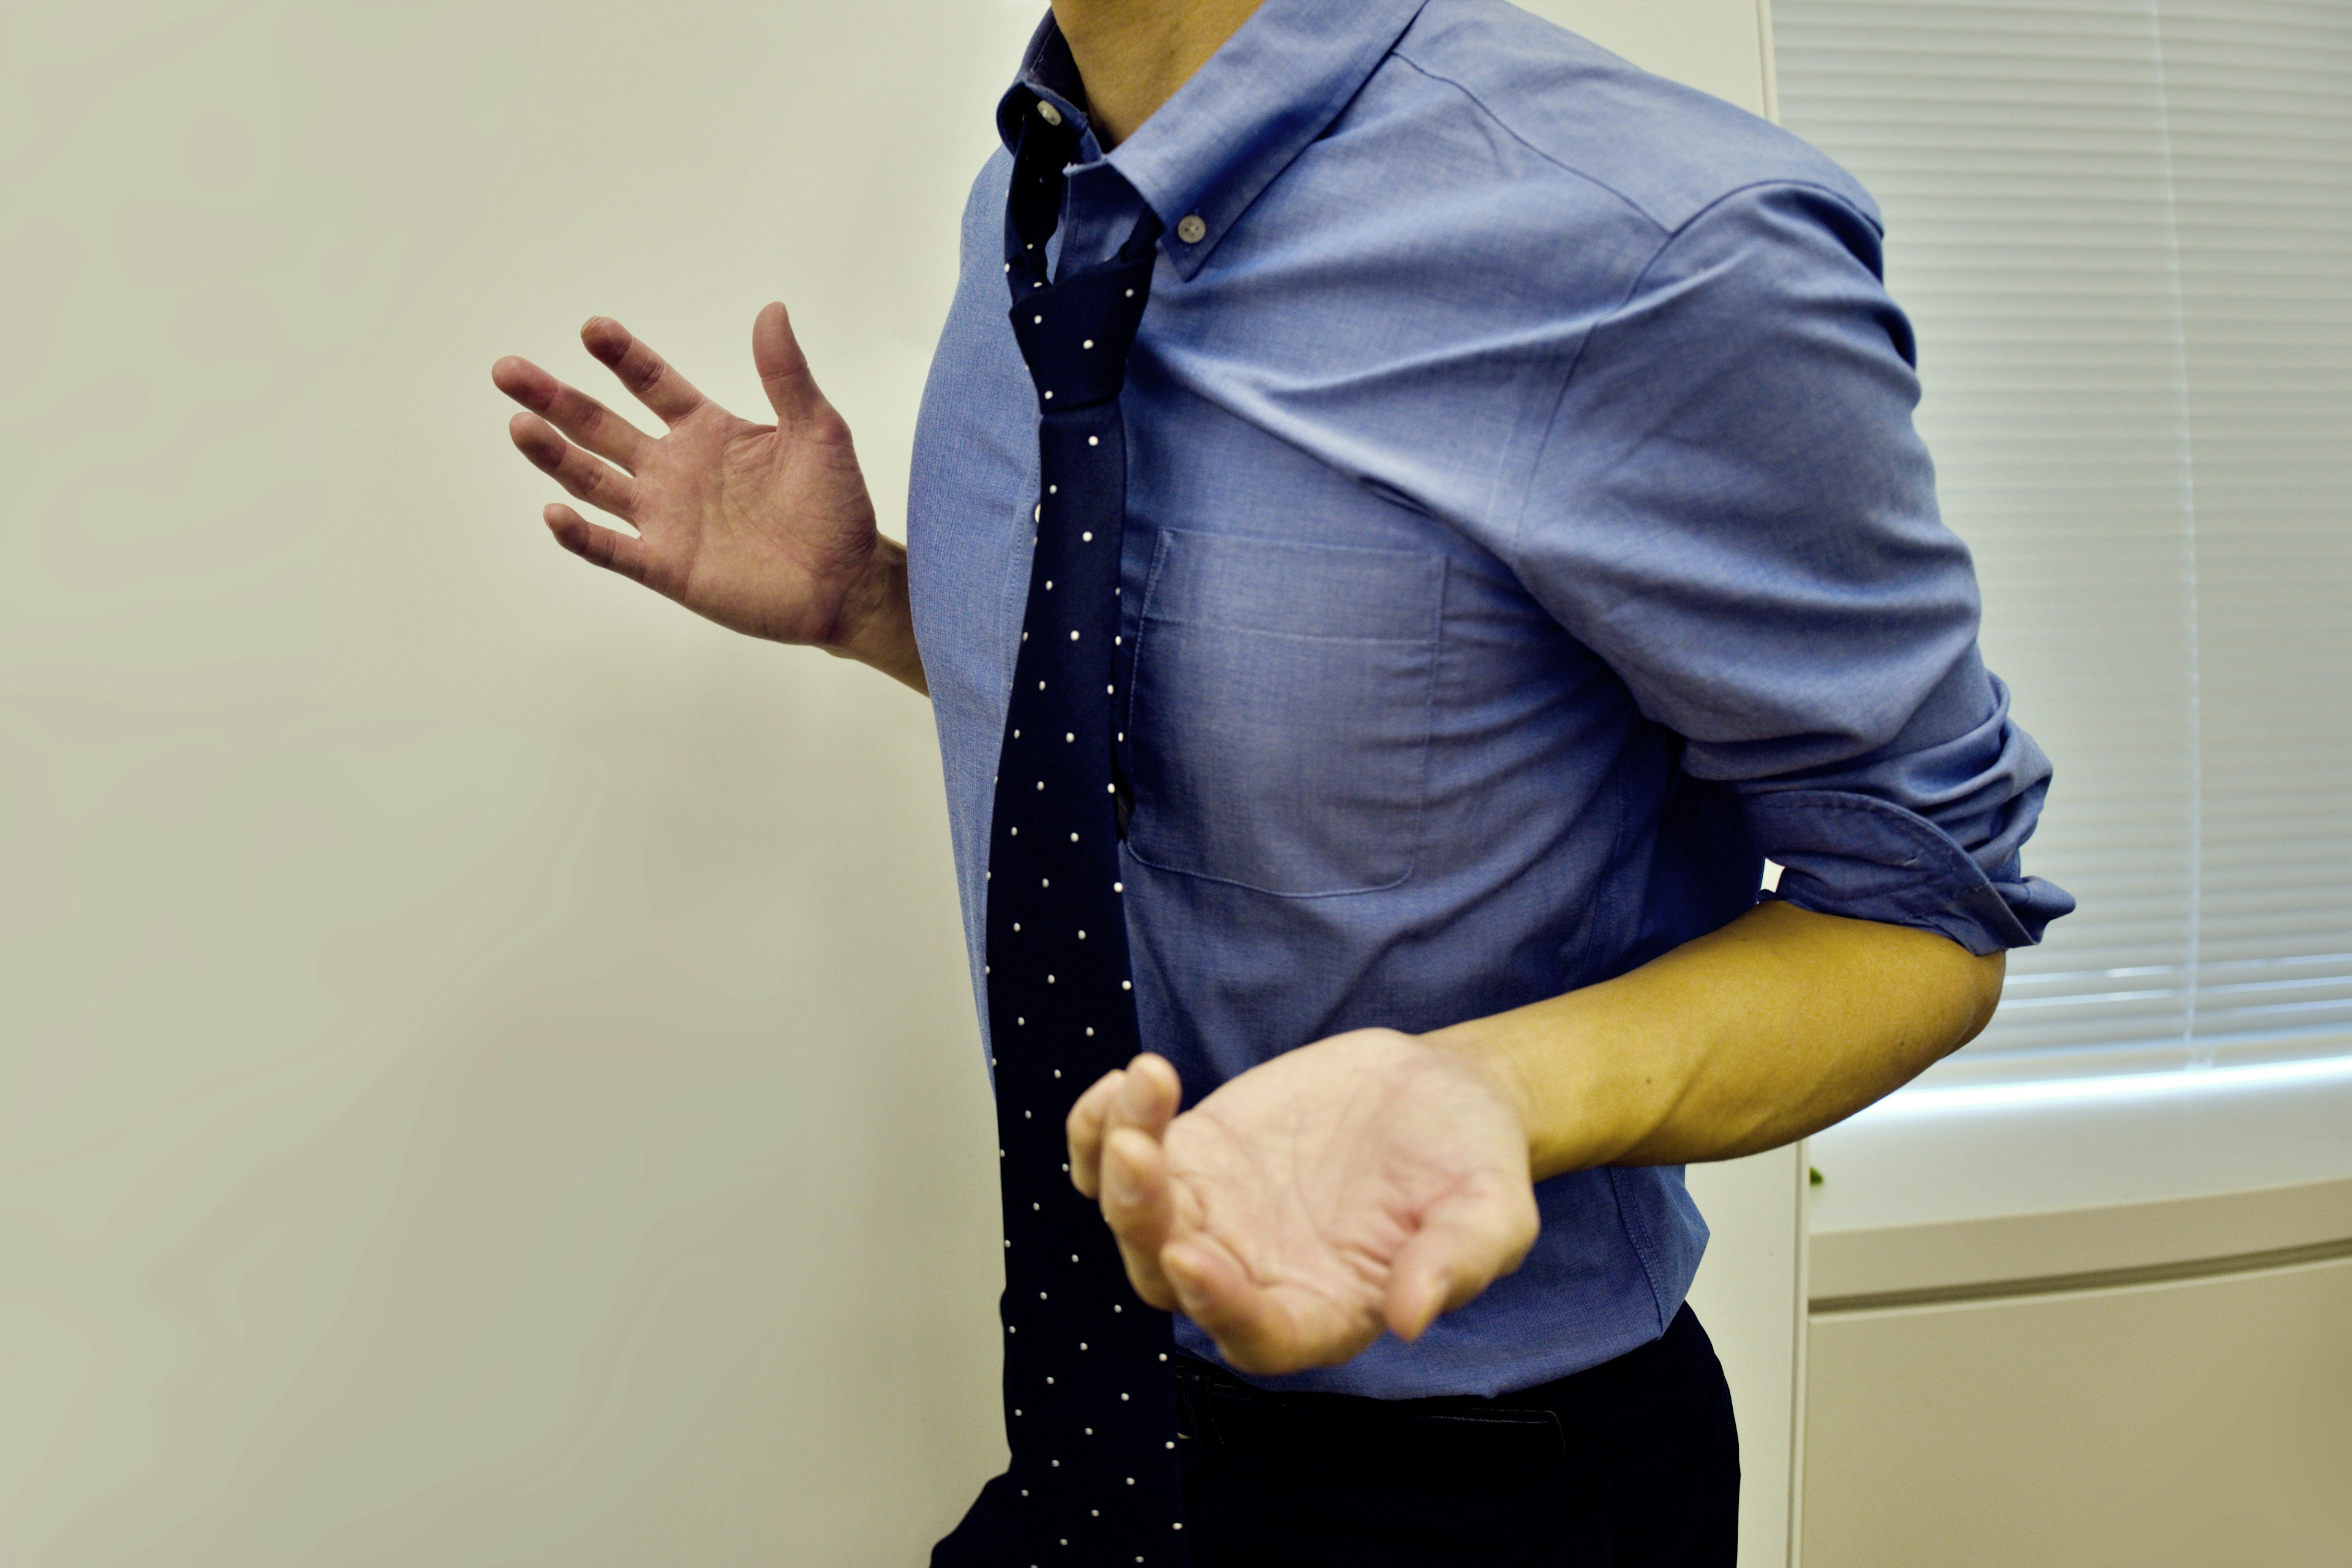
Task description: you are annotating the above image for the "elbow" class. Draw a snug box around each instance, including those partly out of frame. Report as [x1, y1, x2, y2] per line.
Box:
[1947, 948, 2008, 1056]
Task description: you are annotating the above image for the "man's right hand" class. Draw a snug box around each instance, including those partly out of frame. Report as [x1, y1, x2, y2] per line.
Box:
[492, 305, 924, 691]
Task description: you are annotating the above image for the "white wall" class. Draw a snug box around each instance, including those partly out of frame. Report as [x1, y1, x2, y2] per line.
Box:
[0, 3, 1795, 1564]
[1531, 0, 1777, 118]
[4, 4, 1041, 1561]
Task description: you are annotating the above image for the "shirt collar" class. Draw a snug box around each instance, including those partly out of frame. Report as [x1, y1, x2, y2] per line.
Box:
[996, 0, 1429, 281]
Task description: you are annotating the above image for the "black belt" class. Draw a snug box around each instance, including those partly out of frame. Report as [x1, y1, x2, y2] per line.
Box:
[1170, 1352, 1569, 1476]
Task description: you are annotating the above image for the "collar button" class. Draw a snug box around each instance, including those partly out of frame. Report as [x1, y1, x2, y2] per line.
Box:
[1175, 214, 1208, 244]
[1036, 100, 1064, 127]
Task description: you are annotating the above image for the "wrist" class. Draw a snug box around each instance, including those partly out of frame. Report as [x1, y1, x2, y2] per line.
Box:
[821, 537, 927, 693]
[1424, 1000, 1642, 1182]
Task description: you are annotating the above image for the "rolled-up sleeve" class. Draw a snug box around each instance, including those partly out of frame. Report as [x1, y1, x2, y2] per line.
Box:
[1513, 181, 2073, 954]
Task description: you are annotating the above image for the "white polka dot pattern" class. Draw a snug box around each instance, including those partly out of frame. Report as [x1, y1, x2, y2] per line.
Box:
[982, 102, 1185, 1564]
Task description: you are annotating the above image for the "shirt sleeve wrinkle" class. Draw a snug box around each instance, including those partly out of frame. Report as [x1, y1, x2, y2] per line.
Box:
[1514, 181, 2073, 952]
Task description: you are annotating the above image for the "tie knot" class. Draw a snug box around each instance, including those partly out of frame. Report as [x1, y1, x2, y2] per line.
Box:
[1009, 248, 1158, 413]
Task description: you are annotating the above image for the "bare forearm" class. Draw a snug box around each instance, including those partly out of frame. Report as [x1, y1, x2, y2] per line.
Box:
[1429, 900, 2004, 1179]
[821, 537, 927, 695]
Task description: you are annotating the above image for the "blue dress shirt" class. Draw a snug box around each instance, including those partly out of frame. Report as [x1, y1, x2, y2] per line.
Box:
[907, 0, 2073, 1400]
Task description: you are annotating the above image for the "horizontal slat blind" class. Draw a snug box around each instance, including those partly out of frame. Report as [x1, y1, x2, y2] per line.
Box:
[1771, 1, 2352, 1085]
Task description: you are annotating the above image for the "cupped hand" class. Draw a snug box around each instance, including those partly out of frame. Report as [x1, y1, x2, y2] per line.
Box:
[1065, 1033, 1540, 1378]
[492, 306, 899, 658]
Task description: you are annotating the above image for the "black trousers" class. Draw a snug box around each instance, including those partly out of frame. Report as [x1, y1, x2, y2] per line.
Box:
[934, 1305, 1740, 1567]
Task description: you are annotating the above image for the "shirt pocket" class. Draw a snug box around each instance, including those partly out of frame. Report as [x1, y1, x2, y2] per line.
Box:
[1125, 530, 1446, 897]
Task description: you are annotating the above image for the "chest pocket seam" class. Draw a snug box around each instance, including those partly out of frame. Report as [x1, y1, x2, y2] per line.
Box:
[1124, 530, 1446, 900]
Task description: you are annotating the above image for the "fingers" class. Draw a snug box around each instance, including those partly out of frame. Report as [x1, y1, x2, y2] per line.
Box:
[544, 503, 648, 582]
[1110, 1054, 1181, 1140]
[1087, 1056, 1187, 1310]
[508, 413, 640, 521]
[1383, 1178, 1542, 1343]
[1068, 1056, 1178, 1200]
[581, 315, 709, 426]
[1066, 1069, 1124, 1200]
[1100, 1125, 1178, 1309]
[752, 301, 829, 428]
[492, 355, 651, 470]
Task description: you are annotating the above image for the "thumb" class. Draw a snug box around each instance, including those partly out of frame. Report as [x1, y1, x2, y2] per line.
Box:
[1384, 1178, 1540, 1343]
[753, 301, 826, 425]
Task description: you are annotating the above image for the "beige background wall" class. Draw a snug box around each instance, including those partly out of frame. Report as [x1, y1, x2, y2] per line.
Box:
[0, 3, 1789, 1563]
[5, 4, 1028, 1560]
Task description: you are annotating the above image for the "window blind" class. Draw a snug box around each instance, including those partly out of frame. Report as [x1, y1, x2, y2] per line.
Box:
[1771, 1, 2352, 1086]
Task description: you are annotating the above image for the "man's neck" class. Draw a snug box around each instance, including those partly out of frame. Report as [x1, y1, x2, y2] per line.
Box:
[1049, 0, 1267, 148]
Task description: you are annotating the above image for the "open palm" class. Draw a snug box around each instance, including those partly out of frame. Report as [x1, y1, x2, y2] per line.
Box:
[1068, 1033, 1541, 1378]
[492, 306, 892, 655]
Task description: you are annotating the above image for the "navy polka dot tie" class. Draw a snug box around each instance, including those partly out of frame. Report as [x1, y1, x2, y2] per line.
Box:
[987, 104, 1187, 1566]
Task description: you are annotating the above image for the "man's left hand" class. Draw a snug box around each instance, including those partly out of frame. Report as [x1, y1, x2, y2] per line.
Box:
[1065, 1034, 1540, 1378]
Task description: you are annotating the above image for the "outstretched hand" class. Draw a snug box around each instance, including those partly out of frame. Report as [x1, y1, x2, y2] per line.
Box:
[1066, 1033, 1540, 1378]
[492, 307, 920, 685]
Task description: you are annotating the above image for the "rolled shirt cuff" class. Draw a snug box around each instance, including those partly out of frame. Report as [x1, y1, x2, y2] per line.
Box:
[1743, 788, 2076, 956]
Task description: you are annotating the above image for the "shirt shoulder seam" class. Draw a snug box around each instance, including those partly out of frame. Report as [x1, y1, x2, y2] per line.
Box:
[1386, 48, 1673, 235]
[1502, 176, 1885, 584]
